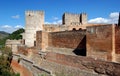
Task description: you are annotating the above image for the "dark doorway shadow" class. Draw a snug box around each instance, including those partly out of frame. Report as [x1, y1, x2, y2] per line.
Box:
[73, 36, 86, 56]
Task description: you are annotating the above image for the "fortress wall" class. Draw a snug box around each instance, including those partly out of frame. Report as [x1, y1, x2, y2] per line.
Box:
[45, 52, 120, 76]
[115, 26, 120, 54]
[15, 47, 120, 76]
[36, 31, 49, 51]
[36, 31, 42, 49]
[43, 24, 61, 32]
[86, 25, 113, 61]
[115, 26, 120, 63]
[47, 30, 86, 55]
[41, 31, 49, 51]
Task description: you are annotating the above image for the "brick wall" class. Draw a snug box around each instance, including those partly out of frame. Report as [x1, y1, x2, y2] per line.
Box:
[115, 26, 120, 54]
[48, 30, 86, 56]
[86, 25, 113, 61]
[115, 26, 120, 63]
[36, 31, 42, 49]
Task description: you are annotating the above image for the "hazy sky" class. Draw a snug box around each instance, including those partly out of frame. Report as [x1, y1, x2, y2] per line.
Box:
[0, 0, 119, 33]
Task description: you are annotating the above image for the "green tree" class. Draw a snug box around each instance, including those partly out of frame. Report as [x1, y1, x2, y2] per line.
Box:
[0, 28, 25, 47]
[8, 28, 24, 40]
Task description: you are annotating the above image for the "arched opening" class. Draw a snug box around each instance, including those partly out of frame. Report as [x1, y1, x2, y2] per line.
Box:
[72, 28, 76, 31]
[79, 28, 82, 30]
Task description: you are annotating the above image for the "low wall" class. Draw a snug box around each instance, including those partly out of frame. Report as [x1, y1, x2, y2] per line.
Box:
[5, 39, 24, 53]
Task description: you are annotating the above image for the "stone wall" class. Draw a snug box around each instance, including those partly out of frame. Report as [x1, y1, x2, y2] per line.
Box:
[86, 25, 113, 61]
[13, 49, 120, 76]
[45, 52, 120, 76]
[115, 26, 120, 63]
[62, 13, 87, 25]
[48, 30, 86, 56]
[36, 31, 42, 50]
[36, 31, 49, 51]
[5, 39, 23, 53]
[115, 26, 120, 54]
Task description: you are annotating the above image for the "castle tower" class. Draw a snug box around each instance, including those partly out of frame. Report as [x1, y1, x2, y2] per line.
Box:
[25, 11, 44, 47]
[62, 13, 81, 25]
[62, 13, 87, 25]
[80, 13, 87, 24]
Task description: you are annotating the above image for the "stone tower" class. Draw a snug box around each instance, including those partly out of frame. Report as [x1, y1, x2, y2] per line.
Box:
[80, 13, 87, 24]
[25, 11, 44, 47]
[62, 13, 81, 25]
[62, 13, 87, 25]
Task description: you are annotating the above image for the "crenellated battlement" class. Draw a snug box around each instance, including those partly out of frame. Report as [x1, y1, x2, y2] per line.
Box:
[25, 10, 44, 15]
[62, 12, 87, 25]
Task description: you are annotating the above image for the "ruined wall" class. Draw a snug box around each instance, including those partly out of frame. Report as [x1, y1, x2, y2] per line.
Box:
[86, 25, 113, 61]
[45, 52, 120, 76]
[15, 47, 120, 76]
[48, 30, 86, 55]
[115, 26, 120, 63]
[5, 39, 23, 53]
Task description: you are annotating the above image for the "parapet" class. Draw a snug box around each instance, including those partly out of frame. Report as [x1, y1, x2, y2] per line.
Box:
[25, 10, 44, 15]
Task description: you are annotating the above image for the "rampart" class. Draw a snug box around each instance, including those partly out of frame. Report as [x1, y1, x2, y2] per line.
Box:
[47, 30, 86, 55]
[36, 30, 86, 55]
[115, 26, 120, 62]
[86, 24, 120, 63]
[86, 25, 113, 61]
[12, 48, 120, 76]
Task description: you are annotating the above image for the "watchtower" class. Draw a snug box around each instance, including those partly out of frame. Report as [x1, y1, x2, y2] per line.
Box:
[25, 10, 44, 47]
[62, 13, 87, 25]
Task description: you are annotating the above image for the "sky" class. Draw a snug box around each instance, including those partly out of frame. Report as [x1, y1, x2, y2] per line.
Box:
[0, 0, 119, 33]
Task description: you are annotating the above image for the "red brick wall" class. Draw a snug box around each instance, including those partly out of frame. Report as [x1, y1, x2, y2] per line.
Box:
[36, 31, 42, 49]
[48, 30, 86, 55]
[87, 25, 113, 61]
[48, 30, 86, 48]
[115, 26, 120, 54]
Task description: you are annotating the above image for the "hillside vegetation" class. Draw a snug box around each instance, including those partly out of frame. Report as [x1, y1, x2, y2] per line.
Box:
[0, 31, 9, 39]
[0, 28, 24, 47]
[0, 47, 20, 76]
